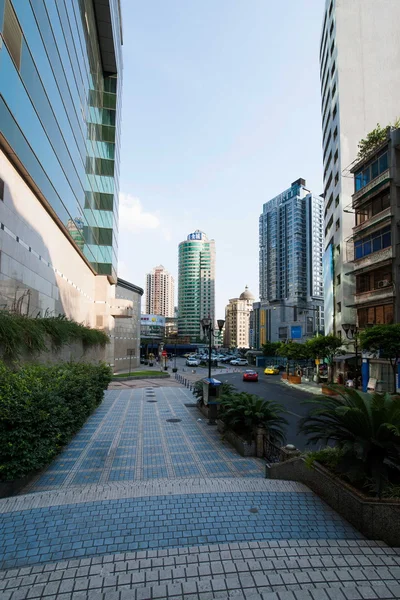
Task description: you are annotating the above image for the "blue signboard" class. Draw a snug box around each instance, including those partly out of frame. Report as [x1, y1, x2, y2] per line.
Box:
[187, 231, 203, 241]
[291, 326, 302, 339]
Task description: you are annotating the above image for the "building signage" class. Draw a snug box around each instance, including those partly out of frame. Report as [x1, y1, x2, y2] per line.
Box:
[290, 325, 302, 339]
[140, 314, 166, 326]
[187, 231, 202, 241]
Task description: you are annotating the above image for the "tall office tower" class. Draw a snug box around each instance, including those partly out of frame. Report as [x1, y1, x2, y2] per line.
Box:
[0, 0, 131, 365]
[178, 230, 215, 340]
[320, 0, 400, 336]
[224, 286, 255, 349]
[145, 265, 175, 317]
[257, 179, 324, 344]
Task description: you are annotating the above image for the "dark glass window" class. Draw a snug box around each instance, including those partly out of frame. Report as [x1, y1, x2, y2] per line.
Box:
[353, 226, 391, 259]
[3, 0, 22, 70]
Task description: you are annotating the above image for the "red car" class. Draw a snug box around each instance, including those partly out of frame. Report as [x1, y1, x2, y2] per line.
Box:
[243, 370, 258, 382]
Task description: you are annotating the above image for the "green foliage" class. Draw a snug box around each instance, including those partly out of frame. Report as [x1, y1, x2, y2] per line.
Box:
[357, 119, 400, 160]
[0, 312, 109, 362]
[360, 324, 400, 393]
[261, 342, 280, 357]
[299, 387, 400, 496]
[304, 447, 344, 470]
[278, 341, 310, 361]
[219, 392, 287, 444]
[0, 361, 112, 480]
[306, 335, 343, 383]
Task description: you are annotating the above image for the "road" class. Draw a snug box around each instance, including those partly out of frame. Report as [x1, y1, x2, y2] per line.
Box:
[174, 357, 317, 451]
[213, 370, 316, 451]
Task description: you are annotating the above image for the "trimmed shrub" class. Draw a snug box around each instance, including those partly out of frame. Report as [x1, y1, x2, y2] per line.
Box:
[0, 361, 112, 481]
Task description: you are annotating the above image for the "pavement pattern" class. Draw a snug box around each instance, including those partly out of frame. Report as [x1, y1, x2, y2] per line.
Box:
[0, 385, 399, 599]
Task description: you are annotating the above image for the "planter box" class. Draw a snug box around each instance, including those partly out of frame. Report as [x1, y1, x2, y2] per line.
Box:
[222, 428, 256, 457]
[322, 385, 338, 396]
[267, 457, 400, 546]
[288, 375, 301, 384]
[281, 373, 288, 380]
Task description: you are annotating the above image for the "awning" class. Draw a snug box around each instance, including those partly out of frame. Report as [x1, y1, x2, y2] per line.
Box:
[333, 354, 356, 362]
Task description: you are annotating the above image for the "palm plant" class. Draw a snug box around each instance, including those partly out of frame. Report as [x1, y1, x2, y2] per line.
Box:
[192, 380, 236, 406]
[299, 387, 400, 496]
[219, 392, 287, 444]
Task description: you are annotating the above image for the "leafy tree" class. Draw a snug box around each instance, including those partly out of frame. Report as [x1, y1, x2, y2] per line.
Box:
[278, 341, 310, 376]
[219, 392, 287, 444]
[306, 334, 343, 383]
[299, 387, 400, 497]
[261, 341, 280, 358]
[357, 119, 400, 160]
[360, 324, 400, 394]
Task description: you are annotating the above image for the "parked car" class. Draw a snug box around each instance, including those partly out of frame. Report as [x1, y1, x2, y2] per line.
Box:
[186, 358, 200, 366]
[230, 358, 248, 366]
[243, 370, 258, 382]
[264, 365, 280, 375]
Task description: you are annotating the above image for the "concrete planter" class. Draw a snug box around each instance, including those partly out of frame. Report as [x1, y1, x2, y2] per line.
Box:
[322, 385, 339, 396]
[281, 373, 288, 380]
[288, 375, 301, 384]
[267, 457, 400, 546]
[222, 428, 256, 457]
[111, 373, 170, 381]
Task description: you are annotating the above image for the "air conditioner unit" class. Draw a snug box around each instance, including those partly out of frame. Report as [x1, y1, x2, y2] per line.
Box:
[377, 280, 390, 288]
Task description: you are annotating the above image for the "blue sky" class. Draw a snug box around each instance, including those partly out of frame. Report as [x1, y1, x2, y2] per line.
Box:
[118, 0, 325, 317]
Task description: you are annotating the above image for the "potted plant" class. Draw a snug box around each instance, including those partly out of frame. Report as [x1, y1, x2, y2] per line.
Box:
[305, 334, 343, 389]
[218, 392, 287, 456]
[277, 341, 309, 384]
[299, 387, 400, 497]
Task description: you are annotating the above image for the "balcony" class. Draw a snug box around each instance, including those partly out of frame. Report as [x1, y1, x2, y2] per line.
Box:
[110, 299, 133, 318]
[353, 285, 395, 306]
[346, 244, 393, 268]
[352, 169, 390, 204]
[353, 206, 392, 235]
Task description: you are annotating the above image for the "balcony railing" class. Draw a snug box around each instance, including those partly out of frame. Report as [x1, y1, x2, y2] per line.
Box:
[346, 243, 393, 266]
[353, 207, 391, 235]
[352, 169, 390, 205]
[354, 286, 395, 305]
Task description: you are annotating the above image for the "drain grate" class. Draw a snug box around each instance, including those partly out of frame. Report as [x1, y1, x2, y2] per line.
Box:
[166, 418, 181, 423]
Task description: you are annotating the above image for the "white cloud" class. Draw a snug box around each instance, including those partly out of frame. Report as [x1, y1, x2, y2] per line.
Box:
[119, 192, 160, 232]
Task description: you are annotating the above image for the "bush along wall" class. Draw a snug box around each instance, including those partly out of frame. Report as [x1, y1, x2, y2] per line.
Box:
[0, 361, 112, 481]
[0, 312, 109, 363]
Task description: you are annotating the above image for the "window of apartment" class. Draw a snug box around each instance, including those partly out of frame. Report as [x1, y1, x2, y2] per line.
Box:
[331, 62, 336, 79]
[356, 268, 392, 294]
[333, 149, 338, 164]
[335, 218, 340, 231]
[330, 20, 334, 36]
[335, 194, 339, 207]
[3, 0, 22, 70]
[337, 302, 342, 313]
[332, 104, 337, 119]
[358, 304, 394, 328]
[0, 178, 4, 201]
[356, 192, 390, 225]
[330, 40, 335, 56]
[336, 274, 341, 285]
[329, 1, 333, 17]
[355, 151, 389, 192]
[333, 126, 338, 141]
[354, 225, 391, 259]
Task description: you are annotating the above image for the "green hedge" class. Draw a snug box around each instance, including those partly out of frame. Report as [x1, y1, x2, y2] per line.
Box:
[0, 361, 112, 481]
[0, 312, 109, 361]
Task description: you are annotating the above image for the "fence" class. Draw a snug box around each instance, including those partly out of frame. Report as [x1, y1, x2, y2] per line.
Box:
[263, 437, 299, 464]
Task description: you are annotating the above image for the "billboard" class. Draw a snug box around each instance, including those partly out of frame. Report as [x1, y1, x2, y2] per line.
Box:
[140, 314, 166, 327]
[187, 231, 203, 241]
[290, 325, 302, 339]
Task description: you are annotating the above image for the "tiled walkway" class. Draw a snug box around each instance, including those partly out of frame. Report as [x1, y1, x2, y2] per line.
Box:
[25, 387, 264, 493]
[0, 385, 399, 599]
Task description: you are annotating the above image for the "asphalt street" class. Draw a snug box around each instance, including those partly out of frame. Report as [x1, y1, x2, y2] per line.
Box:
[214, 370, 316, 451]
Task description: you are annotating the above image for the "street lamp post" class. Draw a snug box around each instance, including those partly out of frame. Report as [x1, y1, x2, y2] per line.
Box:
[342, 323, 359, 390]
[200, 318, 225, 378]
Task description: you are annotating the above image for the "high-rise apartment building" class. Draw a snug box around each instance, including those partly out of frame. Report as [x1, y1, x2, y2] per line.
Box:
[257, 179, 324, 344]
[224, 287, 254, 349]
[145, 265, 175, 317]
[178, 230, 215, 340]
[0, 1, 141, 368]
[320, 0, 400, 336]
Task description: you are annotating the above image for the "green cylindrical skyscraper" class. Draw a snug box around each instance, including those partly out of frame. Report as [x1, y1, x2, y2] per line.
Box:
[178, 230, 216, 341]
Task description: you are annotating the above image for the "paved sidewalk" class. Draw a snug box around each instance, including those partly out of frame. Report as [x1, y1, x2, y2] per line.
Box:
[0, 383, 398, 598]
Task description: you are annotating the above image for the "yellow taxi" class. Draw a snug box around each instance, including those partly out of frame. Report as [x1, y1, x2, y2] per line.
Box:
[264, 365, 280, 375]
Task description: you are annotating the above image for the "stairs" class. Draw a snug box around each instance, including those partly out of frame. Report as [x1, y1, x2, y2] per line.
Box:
[1, 539, 399, 599]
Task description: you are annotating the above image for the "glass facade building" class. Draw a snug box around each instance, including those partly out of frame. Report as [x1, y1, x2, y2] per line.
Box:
[178, 230, 216, 340]
[0, 0, 122, 280]
[257, 179, 324, 344]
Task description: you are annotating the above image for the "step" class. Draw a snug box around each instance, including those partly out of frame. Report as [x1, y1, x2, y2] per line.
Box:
[1, 540, 399, 599]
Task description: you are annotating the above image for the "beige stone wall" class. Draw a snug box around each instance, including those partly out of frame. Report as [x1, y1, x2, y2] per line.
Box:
[113, 282, 142, 371]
